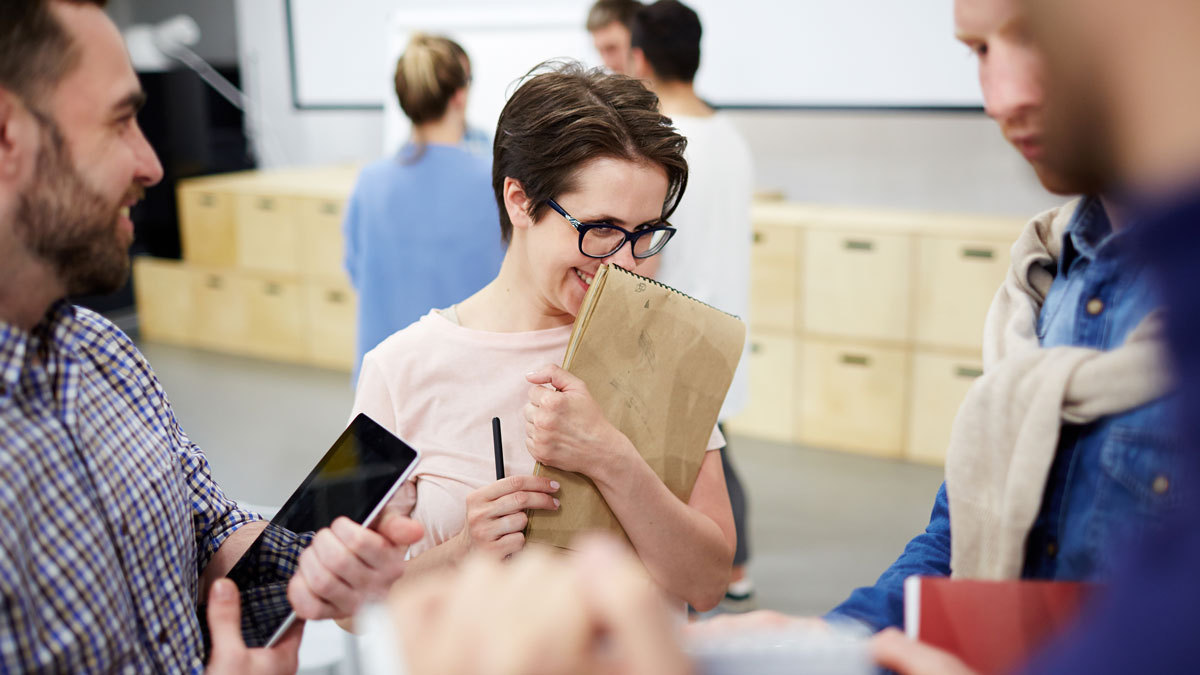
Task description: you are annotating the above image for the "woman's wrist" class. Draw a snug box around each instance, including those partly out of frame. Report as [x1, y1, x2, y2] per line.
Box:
[589, 432, 639, 494]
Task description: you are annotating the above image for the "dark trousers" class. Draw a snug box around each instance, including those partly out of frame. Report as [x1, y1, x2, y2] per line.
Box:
[717, 424, 750, 567]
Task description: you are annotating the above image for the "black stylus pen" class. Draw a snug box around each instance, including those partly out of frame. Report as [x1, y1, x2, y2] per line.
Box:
[492, 416, 505, 480]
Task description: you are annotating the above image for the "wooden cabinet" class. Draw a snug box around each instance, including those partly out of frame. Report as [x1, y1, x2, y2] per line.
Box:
[239, 274, 307, 361]
[797, 339, 909, 458]
[906, 352, 984, 465]
[132, 258, 194, 344]
[802, 229, 912, 342]
[298, 197, 347, 281]
[749, 225, 800, 333]
[305, 279, 357, 370]
[913, 236, 1010, 351]
[726, 332, 797, 443]
[191, 268, 250, 352]
[137, 166, 362, 369]
[178, 186, 236, 266]
[234, 192, 301, 274]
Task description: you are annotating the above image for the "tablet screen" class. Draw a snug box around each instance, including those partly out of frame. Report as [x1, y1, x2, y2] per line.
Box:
[220, 414, 419, 648]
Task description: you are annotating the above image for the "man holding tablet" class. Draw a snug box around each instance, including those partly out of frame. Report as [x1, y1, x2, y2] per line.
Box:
[0, 1, 423, 672]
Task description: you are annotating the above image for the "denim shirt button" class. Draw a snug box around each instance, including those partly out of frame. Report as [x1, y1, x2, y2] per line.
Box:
[1087, 298, 1105, 315]
[1153, 475, 1170, 495]
[1047, 541, 1059, 557]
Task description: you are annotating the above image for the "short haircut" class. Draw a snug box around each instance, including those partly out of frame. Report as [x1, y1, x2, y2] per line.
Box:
[586, 0, 642, 32]
[491, 61, 688, 244]
[630, 0, 702, 84]
[394, 33, 470, 126]
[0, 0, 110, 105]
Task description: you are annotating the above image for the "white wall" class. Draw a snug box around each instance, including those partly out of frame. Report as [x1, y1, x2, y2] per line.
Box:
[234, 0, 384, 168]
[234, 0, 1059, 217]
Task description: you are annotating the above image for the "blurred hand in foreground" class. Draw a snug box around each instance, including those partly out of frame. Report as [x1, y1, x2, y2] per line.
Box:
[389, 535, 693, 675]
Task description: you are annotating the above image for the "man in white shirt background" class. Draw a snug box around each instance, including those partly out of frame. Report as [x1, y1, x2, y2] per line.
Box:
[627, 0, 757, 611]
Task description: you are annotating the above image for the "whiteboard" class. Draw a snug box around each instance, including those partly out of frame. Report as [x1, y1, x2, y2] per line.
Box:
[287, 0, 983, 115]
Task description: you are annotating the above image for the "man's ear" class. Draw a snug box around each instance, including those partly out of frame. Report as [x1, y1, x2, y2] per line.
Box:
[503, 177, 536, 231]
[629, 48, 651, 81]
[450, 87, 469, 112]
[0, 89, 37, 184]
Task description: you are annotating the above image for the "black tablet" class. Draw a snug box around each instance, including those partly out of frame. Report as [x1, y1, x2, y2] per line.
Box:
[222, 413, 421, 648]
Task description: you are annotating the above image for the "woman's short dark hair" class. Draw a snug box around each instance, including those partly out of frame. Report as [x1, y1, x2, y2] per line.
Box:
[492, 61, 688, 243]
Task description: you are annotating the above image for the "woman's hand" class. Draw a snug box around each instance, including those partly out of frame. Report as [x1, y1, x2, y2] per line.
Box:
[523, 364, 634, 478]
[458, 475, 560, 560]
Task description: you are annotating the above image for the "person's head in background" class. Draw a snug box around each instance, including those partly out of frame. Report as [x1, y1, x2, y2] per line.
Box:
[1024, 0, 1200, 196]
[0, 0, 163, 328]
[627, 0, 702, 91]
[953, 0, 1092, 195]
[587, 0, 642, 75]
[490, 62, 687, 320]
[394, 33, 471, 160]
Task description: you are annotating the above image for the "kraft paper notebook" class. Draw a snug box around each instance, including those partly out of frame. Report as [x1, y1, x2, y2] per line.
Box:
[525, 264, 746, 550]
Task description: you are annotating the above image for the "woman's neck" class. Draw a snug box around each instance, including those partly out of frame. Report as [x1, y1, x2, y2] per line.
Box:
[413, 112, 465, 147]
[454, 249, 574, 333]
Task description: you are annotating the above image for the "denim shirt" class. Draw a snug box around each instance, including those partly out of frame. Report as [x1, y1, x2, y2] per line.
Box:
[826, 197, 1183, 632]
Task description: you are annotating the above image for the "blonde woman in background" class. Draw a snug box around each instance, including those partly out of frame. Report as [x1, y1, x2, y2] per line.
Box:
[344, 34, 504, 383]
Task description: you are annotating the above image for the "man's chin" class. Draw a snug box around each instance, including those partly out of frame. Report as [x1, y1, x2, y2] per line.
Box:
[1030, 161, 1096, 197]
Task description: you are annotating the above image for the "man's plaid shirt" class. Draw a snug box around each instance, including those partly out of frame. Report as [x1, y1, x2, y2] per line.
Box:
[0, 303, 277, 673]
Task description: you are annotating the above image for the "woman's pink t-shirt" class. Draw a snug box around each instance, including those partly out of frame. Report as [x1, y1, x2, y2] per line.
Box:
[350, 310, 723, 557]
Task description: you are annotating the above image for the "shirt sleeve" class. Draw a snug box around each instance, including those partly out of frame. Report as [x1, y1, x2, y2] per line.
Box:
[172, 413, 262, 575]
[824, 481, 953, 632]
[351, 350, 398, 430]
[342, 180, 364, 289]
[705, 424, 725, 452]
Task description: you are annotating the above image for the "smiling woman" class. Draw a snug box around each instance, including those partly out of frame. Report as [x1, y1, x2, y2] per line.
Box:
[350, 61, 738, 611]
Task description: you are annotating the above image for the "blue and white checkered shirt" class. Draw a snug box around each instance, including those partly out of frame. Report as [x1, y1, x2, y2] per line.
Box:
[0, 303, 264, 673]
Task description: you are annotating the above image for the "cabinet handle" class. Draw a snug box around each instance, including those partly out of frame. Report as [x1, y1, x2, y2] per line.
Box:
[841, 354, 871, 367]
[750, 342, 762, 354]
[844, 239, 874, 252]
[753, 231, 764, 244]
[264, 282, 282, 296]
[955, 366, 984, 379]
[326, 290, 346, 304]
[205, 275, 222, 289]
[256, 196, 275, 211]
[962, 247, 995, 260]
[320, 201, 340, 215]
[199, 193, 216, 207]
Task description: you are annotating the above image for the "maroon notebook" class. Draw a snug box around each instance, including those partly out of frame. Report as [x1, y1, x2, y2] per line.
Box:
[904, 576, 1093, 674]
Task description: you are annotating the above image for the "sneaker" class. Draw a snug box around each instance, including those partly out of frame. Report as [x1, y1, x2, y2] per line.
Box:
[718, 577, 758, 613]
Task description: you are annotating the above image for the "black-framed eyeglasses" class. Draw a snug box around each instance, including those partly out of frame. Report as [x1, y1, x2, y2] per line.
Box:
[546, 199, 676, 259]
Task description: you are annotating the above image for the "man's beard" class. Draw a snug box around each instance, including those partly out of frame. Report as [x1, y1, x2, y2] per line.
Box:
[14, 118, 141, 298]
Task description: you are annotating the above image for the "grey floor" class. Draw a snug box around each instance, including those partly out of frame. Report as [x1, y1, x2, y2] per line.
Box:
[139, 340, 945, 617]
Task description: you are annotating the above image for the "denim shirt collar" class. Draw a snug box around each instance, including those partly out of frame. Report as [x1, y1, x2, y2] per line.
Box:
[1059, 195, 1130, 277]
[0, 301, 78, 400]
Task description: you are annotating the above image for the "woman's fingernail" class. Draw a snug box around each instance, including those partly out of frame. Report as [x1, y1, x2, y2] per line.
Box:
[550, 481, 560, 490]
[553, 498, 561, 508]
[214, 579, 235, 600]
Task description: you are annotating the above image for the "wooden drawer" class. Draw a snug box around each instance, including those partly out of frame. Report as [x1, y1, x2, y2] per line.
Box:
[305, 279, 356, 370]
[234, 192, 301, 274]
[802, 229, 912, 342]
[178, 186, 236, 266]
[906, 352, 983, 466]
[724, 332, 797, 443]
[191, 268, 249, 353]
[749, 224, 800, 333]
[132, 257, 193, 345]
[914, 236, 1010, 351]
[237, 274, 307, 362]
[298, 197, 348, 281]
[797, 339, 909, 458]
